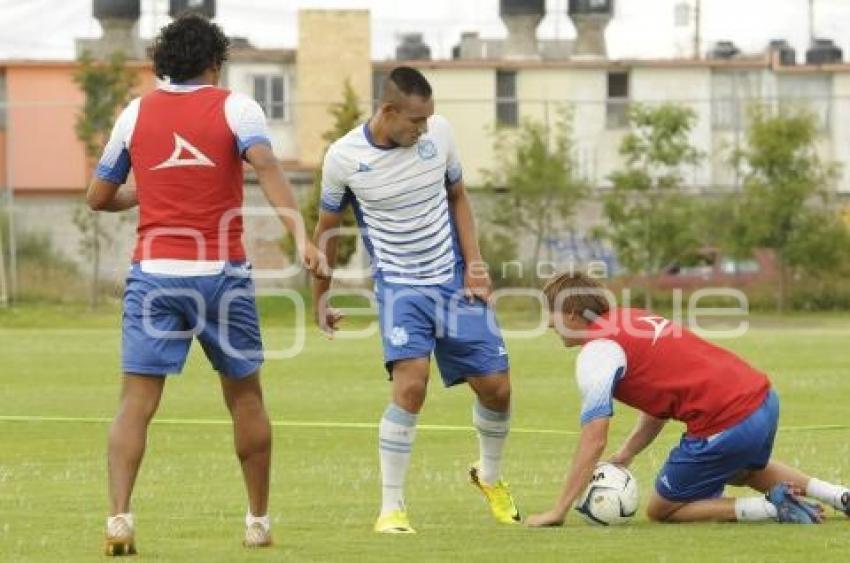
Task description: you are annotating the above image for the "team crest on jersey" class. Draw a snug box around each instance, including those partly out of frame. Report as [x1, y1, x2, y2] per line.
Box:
[389, 326, 409, 347]
[417, 139, 437, 160]
[151, 133, 215, 170]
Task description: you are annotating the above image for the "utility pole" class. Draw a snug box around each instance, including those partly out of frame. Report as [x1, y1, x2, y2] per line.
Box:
[0, 213, 7, 308]
[808, 0, 815, 45]
[694, 0, 702, 59]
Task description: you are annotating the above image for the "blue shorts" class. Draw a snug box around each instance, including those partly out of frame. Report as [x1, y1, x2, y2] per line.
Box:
[122, 262, 264, 378]
[375, 270, 509, 387]
[655, 389, 779, 502]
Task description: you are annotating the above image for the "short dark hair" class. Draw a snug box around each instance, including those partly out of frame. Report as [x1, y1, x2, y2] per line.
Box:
[385, 66, 432, 99]
[151, 14, 229, 83]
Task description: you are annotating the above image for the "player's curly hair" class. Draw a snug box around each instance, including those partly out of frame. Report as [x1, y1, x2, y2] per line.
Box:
[151, 14, 229, 83]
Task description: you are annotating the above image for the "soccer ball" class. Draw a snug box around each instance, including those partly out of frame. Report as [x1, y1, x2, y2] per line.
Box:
[574, 463, 639, 526]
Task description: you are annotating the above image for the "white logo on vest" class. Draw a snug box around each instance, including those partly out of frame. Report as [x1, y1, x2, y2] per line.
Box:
[151, 133, 216, 170]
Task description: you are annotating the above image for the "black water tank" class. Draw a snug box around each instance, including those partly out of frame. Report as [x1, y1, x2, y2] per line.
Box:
[568, 0, 614, 16]
[768, 39, 796, 66]
[501, 0, 545, 17]
[709, 40, 740, 60]
[93, 0, 140, 20]
[396, 33, 431, 61]
[806, 38, 843, 64]
[169, 0, 216, 19]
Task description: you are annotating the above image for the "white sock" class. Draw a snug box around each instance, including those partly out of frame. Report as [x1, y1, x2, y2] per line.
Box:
[734, 497, 778, 521]
[245, 512, 270, 531]
[473, 401, 510, 485]
[806, 478, 850, 511]
[379, 403, 417, 516]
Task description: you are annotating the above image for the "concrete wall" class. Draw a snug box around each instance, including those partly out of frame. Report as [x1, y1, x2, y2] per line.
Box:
[12, 183, 308, 287]
[833, 73, 850, 193]
[296, 10, 371, 168]
[5, 63, 156, 192]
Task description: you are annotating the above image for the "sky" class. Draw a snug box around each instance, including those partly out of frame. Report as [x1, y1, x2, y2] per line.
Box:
[0, 0, 848, 62]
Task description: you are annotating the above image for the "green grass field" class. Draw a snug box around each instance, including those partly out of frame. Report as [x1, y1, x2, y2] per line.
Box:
[1, 304, 849, 562]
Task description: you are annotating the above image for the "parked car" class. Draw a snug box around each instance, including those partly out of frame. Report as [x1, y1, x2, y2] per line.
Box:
[652, 248, 777, 290]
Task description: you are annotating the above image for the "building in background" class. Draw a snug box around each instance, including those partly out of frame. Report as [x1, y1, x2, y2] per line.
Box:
[1, 0, 849, 289]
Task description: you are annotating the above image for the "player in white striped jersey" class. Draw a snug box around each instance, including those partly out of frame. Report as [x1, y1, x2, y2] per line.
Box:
[312, 67, 520, 533]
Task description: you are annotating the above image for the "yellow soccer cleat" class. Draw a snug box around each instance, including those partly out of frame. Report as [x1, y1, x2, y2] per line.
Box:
[373, 510, 416, 534]
[469, 463, 521, 524]
[104, 514, 137, 556]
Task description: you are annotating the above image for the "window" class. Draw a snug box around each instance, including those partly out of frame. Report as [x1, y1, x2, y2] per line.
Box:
[606, 71, 629, 129]
[253, 74, 288, 121]
[711, 71, 762, 131]
[778, 74, 831, 133]
[496, 70, 518, 127]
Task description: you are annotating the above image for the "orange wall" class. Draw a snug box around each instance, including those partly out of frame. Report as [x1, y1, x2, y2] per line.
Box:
[0, 131, 6, 187]
[6, 62, 155, 192]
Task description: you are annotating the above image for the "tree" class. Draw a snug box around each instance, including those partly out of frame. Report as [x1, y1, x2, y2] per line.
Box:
[601, 103, 703, 309]
[730, 106, 845, 311]
[73, 50, 138, 307]
[283, 79, 362, 268]
[482, 108, 589, 285]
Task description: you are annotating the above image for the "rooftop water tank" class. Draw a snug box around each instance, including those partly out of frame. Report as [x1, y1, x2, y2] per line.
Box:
[169, 0, 216, 19]
[93, 0, 141, 20]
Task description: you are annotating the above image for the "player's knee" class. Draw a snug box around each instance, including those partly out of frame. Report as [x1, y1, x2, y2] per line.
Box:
[646, 505, 669, 522]
[475, 376, 511, 411]
[228, 393, 267, 419]
[119, 394, 161, 422]
[395, 380, 427, 412]
[646, 500, 676, 522]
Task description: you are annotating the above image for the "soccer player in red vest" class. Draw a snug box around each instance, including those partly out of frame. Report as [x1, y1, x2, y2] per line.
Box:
[526, 273, 849, 527]
[86, 15, 325, 555]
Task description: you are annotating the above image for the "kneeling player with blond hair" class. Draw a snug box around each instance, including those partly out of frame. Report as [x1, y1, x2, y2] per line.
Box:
[526, 273, 849, 527]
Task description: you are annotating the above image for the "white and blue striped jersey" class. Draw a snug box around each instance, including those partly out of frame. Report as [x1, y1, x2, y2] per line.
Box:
[320, 114, 464, 286]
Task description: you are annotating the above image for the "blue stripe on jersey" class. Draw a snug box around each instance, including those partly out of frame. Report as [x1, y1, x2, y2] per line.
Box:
[378, 259, 457, 281]
[236, 134, 272, 157]
[377, 240, 455, 270]
[321, 187, 353, 214]
[355, 162, 446, 195]
[349, 193, 377, 268]
[374, 232, 453, 259]
[362, 209, 449, 238]
[96, 148, 131, 184]
[446, 165, 462, 186]
[366, 220, 450, 248]
[379, 261, 456, 279]
[445, 171, 462, 189]
[378, 189, 442, 213]
[359, 194, 446, 225]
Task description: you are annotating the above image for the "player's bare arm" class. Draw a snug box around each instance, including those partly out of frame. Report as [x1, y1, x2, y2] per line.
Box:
[311, 210, 345, 337]
[609, 413, 667, 467]
[86, 178, 138, 212]
[446, 179, 491, 303]
[245, 143, 327, 277]
[526, 417, 610, 527]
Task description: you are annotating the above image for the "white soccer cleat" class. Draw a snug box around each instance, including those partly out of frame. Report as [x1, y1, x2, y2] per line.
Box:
[104, 513, 136, 556]
[243, 515, 273, 548]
